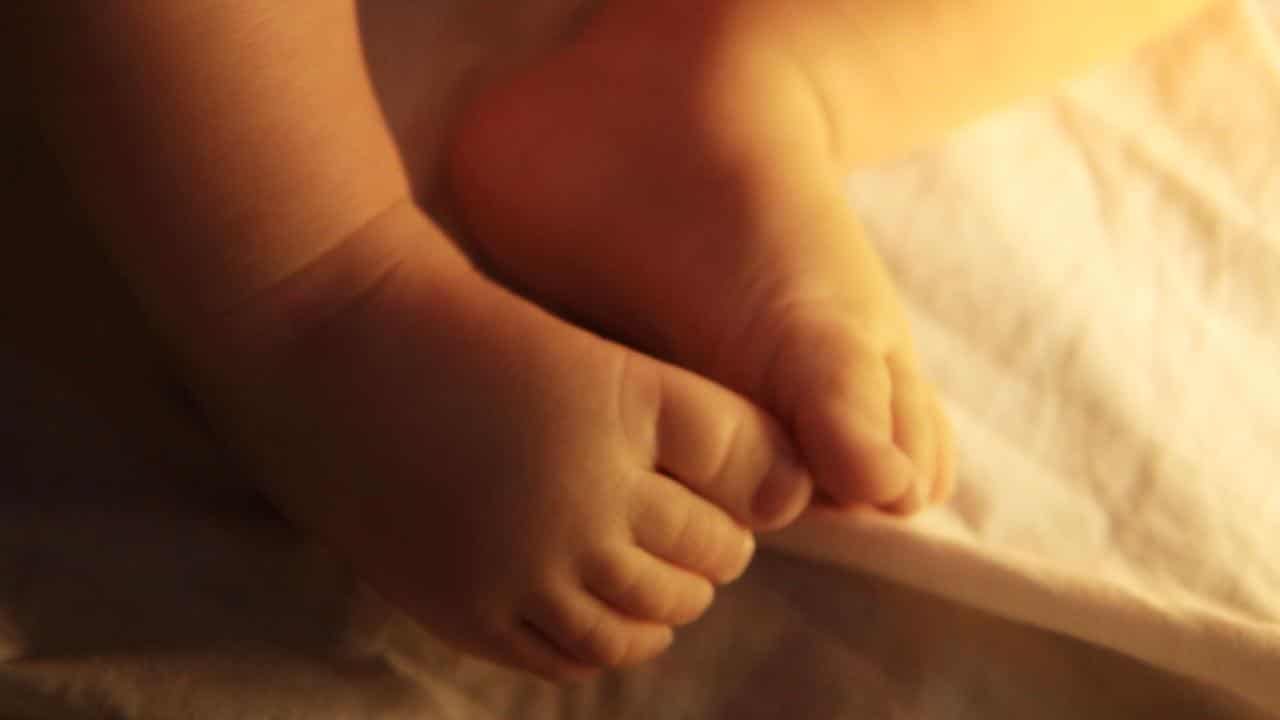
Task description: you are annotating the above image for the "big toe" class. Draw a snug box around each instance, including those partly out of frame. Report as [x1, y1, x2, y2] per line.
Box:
[630, 355, 813, 531]
[881, 353, 943, 514]
[756, 310, 926, 510]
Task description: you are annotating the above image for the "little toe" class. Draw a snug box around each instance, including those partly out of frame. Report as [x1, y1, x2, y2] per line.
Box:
[797, 397, 918, 507]
[629, 474, 756, 584]
[931, 395, 957, 505]
[758, 311, 913, 508]
[524, 590, 675, 669]
[583, 547, 715, 626]
[650, 364, 811, 530]
[884, 356, 937, 515]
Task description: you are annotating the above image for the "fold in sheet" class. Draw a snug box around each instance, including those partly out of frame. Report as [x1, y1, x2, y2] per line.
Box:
[2, 1, 1278, 718]
[767, 0, 1280, 709]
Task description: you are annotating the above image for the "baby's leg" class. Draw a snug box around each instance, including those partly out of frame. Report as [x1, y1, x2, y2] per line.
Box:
[743, 0, 1216, 169]
[208, 204, 811, 678]
[446, 0, 1215, 511]
[449, 0, 948, 512]
[30, 1, 810, 680]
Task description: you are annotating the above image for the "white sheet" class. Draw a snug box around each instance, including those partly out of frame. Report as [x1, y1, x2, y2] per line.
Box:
[2, 1, 1278, 717]
[771, 0, 1280, 709]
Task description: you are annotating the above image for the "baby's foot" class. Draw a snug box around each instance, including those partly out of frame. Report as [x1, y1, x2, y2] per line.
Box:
[207, 205, 810, 680]
[447, 0, 954, 512]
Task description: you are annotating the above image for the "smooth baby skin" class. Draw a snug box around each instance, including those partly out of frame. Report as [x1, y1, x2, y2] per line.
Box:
[449, 0, 952, 513]
[13, 0, 1215, 682]
[27, 0, 811, 681]
[444, 0, 1217, 511]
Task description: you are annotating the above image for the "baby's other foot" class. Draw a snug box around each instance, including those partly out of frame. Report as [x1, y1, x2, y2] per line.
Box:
[209, 205, 810, 681]
[446, 0, 953, 512]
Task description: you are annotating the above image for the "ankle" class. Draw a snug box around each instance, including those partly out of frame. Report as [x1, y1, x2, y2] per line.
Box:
[179, 200, 475, 388]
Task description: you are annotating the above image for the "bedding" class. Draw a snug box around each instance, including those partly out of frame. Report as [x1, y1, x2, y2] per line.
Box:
[2, 0, 1278, 717]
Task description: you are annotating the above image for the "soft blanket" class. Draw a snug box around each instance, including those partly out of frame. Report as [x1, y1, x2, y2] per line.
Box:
[2, 1, 1277, 717]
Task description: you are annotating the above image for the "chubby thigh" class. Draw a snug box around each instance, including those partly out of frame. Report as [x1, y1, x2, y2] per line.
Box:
[2, 0, 595, 439]
[5, 0, 1213, 415]
[362, 0, 1216, 189]
[357, 0, 603, 203]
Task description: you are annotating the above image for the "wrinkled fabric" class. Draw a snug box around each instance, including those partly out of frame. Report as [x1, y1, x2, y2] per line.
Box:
[771, 0, 1280, 711]
[2, 1, 1278, 717]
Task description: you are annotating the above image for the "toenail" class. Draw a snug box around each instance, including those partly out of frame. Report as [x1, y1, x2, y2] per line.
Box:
[868, 443, 918, 506]
[725, 532, 756, 583]
[887, 475, 927, 515]
[751, 451, 809, 527]
[909, 479, 927, 511]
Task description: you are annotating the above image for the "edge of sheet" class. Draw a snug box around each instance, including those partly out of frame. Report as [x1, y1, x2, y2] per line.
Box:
[764, 509, 1280, 713]
[766, 0, 1280, 713]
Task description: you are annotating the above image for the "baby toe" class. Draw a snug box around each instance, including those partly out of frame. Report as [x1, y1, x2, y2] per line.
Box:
[583, 547, 715, 626]
[630, 474, 756, 584]
[883, 354, 937, 515]
[931, 394, 957, 505]
[524, 590, 674, 669]
[644, 360, 811, 530]
[763, 316, 915, 507]
[794, 397, 919, 507]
